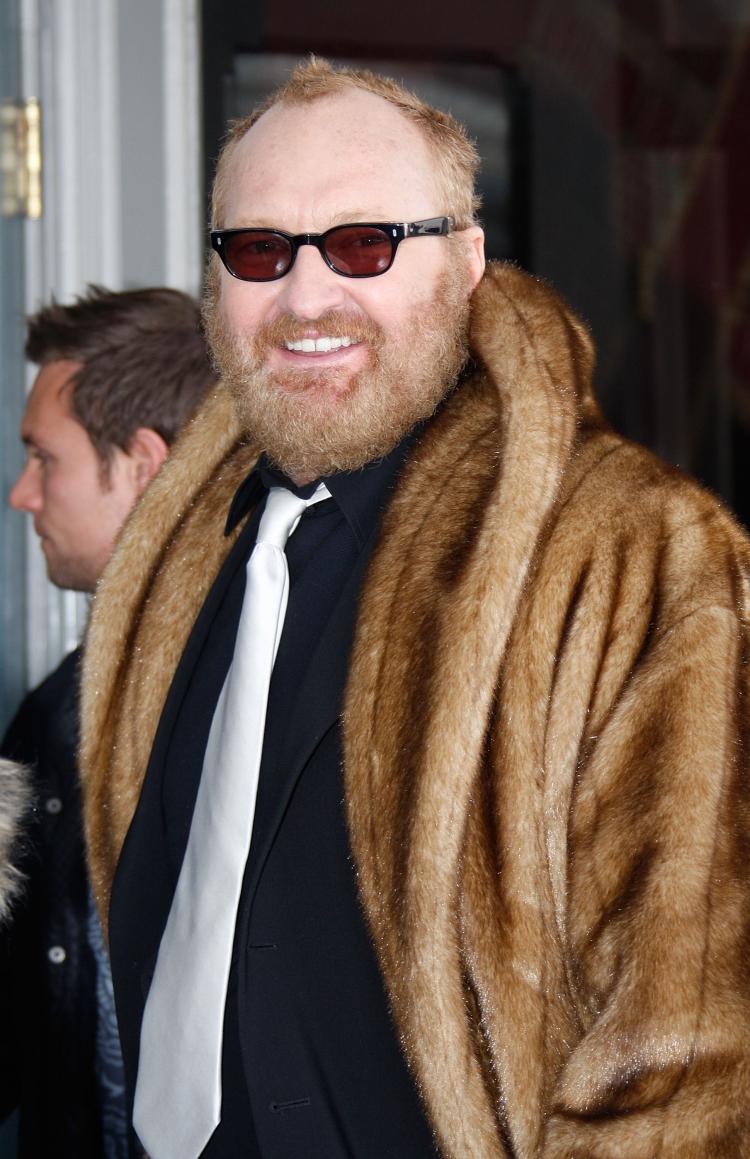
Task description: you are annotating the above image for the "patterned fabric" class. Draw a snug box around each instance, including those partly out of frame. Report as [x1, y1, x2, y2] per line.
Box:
[87, 888, 129, 1159]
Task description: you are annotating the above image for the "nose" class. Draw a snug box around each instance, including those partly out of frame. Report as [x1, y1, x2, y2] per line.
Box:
[275, 243, 349, 322]
[9, 459, 41, 513]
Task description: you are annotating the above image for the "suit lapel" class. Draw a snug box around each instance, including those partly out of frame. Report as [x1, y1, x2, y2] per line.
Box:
[241, 529, 376, 903]
[154, 523, 254, 800]
[117, 502, 377, 972]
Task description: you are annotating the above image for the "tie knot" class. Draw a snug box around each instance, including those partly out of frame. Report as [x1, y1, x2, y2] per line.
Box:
[256, 483, 330, 549]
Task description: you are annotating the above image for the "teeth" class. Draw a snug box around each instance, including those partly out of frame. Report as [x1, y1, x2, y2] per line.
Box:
[284, 336, 355, 353]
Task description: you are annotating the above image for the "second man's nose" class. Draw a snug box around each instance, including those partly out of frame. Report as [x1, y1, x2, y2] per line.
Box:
[8, 460, 42, 513]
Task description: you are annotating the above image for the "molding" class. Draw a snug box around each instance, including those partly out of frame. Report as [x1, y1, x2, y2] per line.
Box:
[48, 0, 122, 296]
[163, 0, 203, 294]
[14, 0, 204, 686]
[21, 0, 123, 684]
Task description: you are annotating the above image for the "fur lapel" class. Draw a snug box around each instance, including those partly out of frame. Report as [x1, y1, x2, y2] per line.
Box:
[80, 386, 257, 909]
[343, 264, 602, 1155]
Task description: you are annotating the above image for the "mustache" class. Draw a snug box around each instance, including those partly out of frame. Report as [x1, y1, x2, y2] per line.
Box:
[249, 310, 385, 356]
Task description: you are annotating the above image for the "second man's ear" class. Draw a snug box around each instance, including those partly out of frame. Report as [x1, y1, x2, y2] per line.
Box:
[127, 426, 169, 494]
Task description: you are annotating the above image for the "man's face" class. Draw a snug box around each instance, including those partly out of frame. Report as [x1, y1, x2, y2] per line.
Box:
[9, 360, 143, 593]
[205, 89, 485, 482]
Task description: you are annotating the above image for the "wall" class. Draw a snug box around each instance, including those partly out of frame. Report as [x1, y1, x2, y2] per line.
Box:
[0, 0, 202, 734]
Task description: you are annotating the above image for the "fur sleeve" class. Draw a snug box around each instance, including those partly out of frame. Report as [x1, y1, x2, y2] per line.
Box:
[544, 593, 750, 1157]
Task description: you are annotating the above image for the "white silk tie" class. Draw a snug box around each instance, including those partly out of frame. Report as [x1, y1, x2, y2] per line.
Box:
[133, 482, 330, 1159]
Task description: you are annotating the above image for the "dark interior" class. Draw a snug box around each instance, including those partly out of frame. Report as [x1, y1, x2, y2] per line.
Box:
[201, 0, 750, 522]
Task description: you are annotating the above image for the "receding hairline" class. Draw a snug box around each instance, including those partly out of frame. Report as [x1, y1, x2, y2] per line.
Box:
[218, 90, 445, 219]
[210, 58, 481, 230]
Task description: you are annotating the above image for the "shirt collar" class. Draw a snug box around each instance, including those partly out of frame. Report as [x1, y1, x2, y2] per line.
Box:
[224, 428, 422, 549]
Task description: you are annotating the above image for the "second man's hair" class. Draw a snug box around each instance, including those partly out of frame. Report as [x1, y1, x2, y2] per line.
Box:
[26, 285, 216, 468]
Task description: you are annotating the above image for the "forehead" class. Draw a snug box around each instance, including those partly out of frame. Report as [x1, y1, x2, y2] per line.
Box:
[221, 90, 442, 230]
[24, 360, 79, 427]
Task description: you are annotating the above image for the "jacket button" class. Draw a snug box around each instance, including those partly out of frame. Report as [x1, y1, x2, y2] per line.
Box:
[45, 797, 63, 815]
[48, 945, 66, 964]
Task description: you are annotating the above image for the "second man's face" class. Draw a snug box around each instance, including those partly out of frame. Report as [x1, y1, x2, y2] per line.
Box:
[9, 361, 144, 593]
[205, 88, 484, 483]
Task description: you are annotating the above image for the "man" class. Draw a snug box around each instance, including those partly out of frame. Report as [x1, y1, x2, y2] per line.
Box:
[0, 285, 215, 1159]
[82, 59, 750, 1159]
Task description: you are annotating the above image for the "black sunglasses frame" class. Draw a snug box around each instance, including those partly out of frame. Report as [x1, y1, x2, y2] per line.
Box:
[209, 217, 453, 282]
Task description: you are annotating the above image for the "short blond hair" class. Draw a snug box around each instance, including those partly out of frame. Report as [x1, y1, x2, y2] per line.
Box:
[211, 56, 481, 231]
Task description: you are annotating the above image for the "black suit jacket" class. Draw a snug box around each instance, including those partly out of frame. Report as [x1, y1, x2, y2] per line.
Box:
[110, 478, 440, 1159]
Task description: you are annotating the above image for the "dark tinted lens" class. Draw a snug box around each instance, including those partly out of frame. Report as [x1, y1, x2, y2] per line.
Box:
[223, 231, 292, 281]
[324, 226, 393, 276]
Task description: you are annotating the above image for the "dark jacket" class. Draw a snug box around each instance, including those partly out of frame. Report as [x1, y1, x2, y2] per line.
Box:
[0, 649, 104, 1157]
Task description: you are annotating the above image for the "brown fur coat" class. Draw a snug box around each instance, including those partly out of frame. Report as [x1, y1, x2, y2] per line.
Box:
[80, 263, 750, 1157]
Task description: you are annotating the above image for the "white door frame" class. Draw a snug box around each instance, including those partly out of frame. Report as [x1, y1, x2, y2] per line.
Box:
[18, 0, 202, 687]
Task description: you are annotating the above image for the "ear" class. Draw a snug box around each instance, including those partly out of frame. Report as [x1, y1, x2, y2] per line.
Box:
[126, 426, 169, 495]
[459, 225, 486, 291]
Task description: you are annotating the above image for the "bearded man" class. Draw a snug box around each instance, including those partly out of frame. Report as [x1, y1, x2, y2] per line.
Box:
[81, 58, 750, 1159]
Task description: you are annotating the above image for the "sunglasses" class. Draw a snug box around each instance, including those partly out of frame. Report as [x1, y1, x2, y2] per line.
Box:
[210, 217, 453, 282]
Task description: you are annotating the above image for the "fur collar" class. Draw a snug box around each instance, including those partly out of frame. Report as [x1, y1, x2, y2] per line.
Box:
[80, 261, 602, 917]
[0, 758, 31, 922]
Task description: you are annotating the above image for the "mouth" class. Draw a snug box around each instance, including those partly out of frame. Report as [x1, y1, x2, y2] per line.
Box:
[283, 336, 359, 355]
